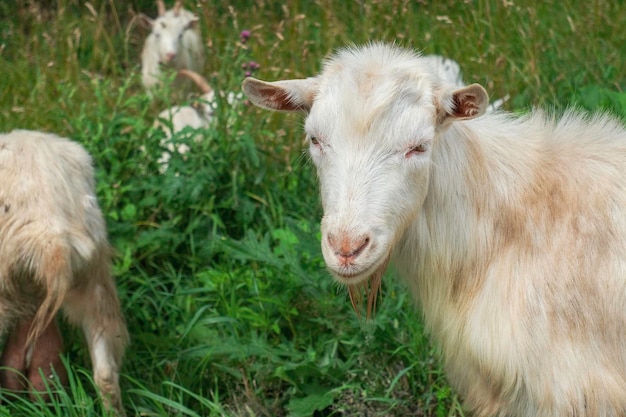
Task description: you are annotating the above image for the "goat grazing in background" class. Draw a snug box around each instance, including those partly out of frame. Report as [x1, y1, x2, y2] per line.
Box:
[154, 69, 216, 139]
[154, 69, 244, 172]
[140, 0, 205, 92]
[0, 130, 129, 415]
[153, 69, 215, 172]
[243, 43, 626, 416]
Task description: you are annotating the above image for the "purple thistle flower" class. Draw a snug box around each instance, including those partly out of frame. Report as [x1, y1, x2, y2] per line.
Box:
[240, 30, 251, 43]
[249, 61, 260, 70]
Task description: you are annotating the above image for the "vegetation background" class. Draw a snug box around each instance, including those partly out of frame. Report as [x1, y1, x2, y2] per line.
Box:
[0, 0, 624, 416]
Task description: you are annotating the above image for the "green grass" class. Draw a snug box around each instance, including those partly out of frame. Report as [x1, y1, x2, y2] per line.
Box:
[0, 0, 624, 416]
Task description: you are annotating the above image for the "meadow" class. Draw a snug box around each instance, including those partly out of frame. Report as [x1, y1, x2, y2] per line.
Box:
[0, 0, 624, 416]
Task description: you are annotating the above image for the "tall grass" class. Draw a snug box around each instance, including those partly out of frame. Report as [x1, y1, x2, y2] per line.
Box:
[0, 1, 624, 416]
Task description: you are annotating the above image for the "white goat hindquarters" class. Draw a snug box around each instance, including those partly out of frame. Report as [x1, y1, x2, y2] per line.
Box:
[0, 129, 128, 416]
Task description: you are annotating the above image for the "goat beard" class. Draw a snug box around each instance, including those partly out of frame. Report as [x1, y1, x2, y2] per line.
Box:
[347, 255, 391, 320]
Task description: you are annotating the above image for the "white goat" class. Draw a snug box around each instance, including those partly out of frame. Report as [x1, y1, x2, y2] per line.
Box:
[140, 0, 205, 91]
[421, 54, 509, 111]
[0, 130, 129, 415]
[243, 43, 626, 417]
[153, 69, 215, 171]
[155, 69, 216, 139]
[154, 69, 243, 172]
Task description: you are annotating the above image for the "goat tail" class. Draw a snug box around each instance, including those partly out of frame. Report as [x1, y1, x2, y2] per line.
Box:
[24, 242, 72, 364]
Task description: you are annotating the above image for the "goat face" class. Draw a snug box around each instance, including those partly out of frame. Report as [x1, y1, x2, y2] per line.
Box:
[243, 43, 488, 288]
[307, 78, 436, 285]
[149, 10, 198, 66]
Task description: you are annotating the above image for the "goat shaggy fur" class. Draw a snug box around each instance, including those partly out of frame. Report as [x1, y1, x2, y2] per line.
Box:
[243, 43, 626, 417]
[0, 130, 128, 415]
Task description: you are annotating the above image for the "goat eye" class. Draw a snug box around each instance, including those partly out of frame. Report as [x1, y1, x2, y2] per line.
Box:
[309, 135, 320, 146]
[406, 143, 428, 157]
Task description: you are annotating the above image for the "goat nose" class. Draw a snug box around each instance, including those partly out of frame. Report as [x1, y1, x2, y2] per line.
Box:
[164, 52, 176, 62]
[327, 233, 370, 265]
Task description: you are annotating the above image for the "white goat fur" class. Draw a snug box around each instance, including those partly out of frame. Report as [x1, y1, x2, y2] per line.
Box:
[140, 0, 205, 91]
[154, 69, 243, 171]
[0, 130, 129, 415]
[242, 43, 626, 416]
[153, 69, 215, 171]
[155, 69, 216, 139]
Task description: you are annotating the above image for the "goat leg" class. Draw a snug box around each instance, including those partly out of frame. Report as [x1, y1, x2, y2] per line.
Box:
[0, 318, 68, 399]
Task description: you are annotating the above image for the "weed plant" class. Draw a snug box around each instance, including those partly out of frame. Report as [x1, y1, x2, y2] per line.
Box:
[0, 1, 624, 416]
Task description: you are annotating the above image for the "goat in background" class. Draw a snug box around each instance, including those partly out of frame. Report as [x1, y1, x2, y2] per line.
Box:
[140, 0, 205, 92]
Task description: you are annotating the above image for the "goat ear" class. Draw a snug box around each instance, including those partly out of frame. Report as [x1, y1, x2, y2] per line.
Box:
[242, 77, 318, 113]
[188, 15, 199, 28]
[138, 13, 154, 29]
[440, 84, 489, 123]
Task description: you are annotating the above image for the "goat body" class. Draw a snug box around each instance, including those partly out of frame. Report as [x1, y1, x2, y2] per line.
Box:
[152, 69, 215, 171]
[154, 69, 243, 172]
[0, 130, 128, 415]
[242, 43, 626, 416]
[154, 69, 216, 139]
[140, 0, 205, 91]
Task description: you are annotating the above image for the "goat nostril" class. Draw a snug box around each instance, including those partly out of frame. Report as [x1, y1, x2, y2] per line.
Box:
[327, 234, 370, 261]
[353, 236, 370, 257]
